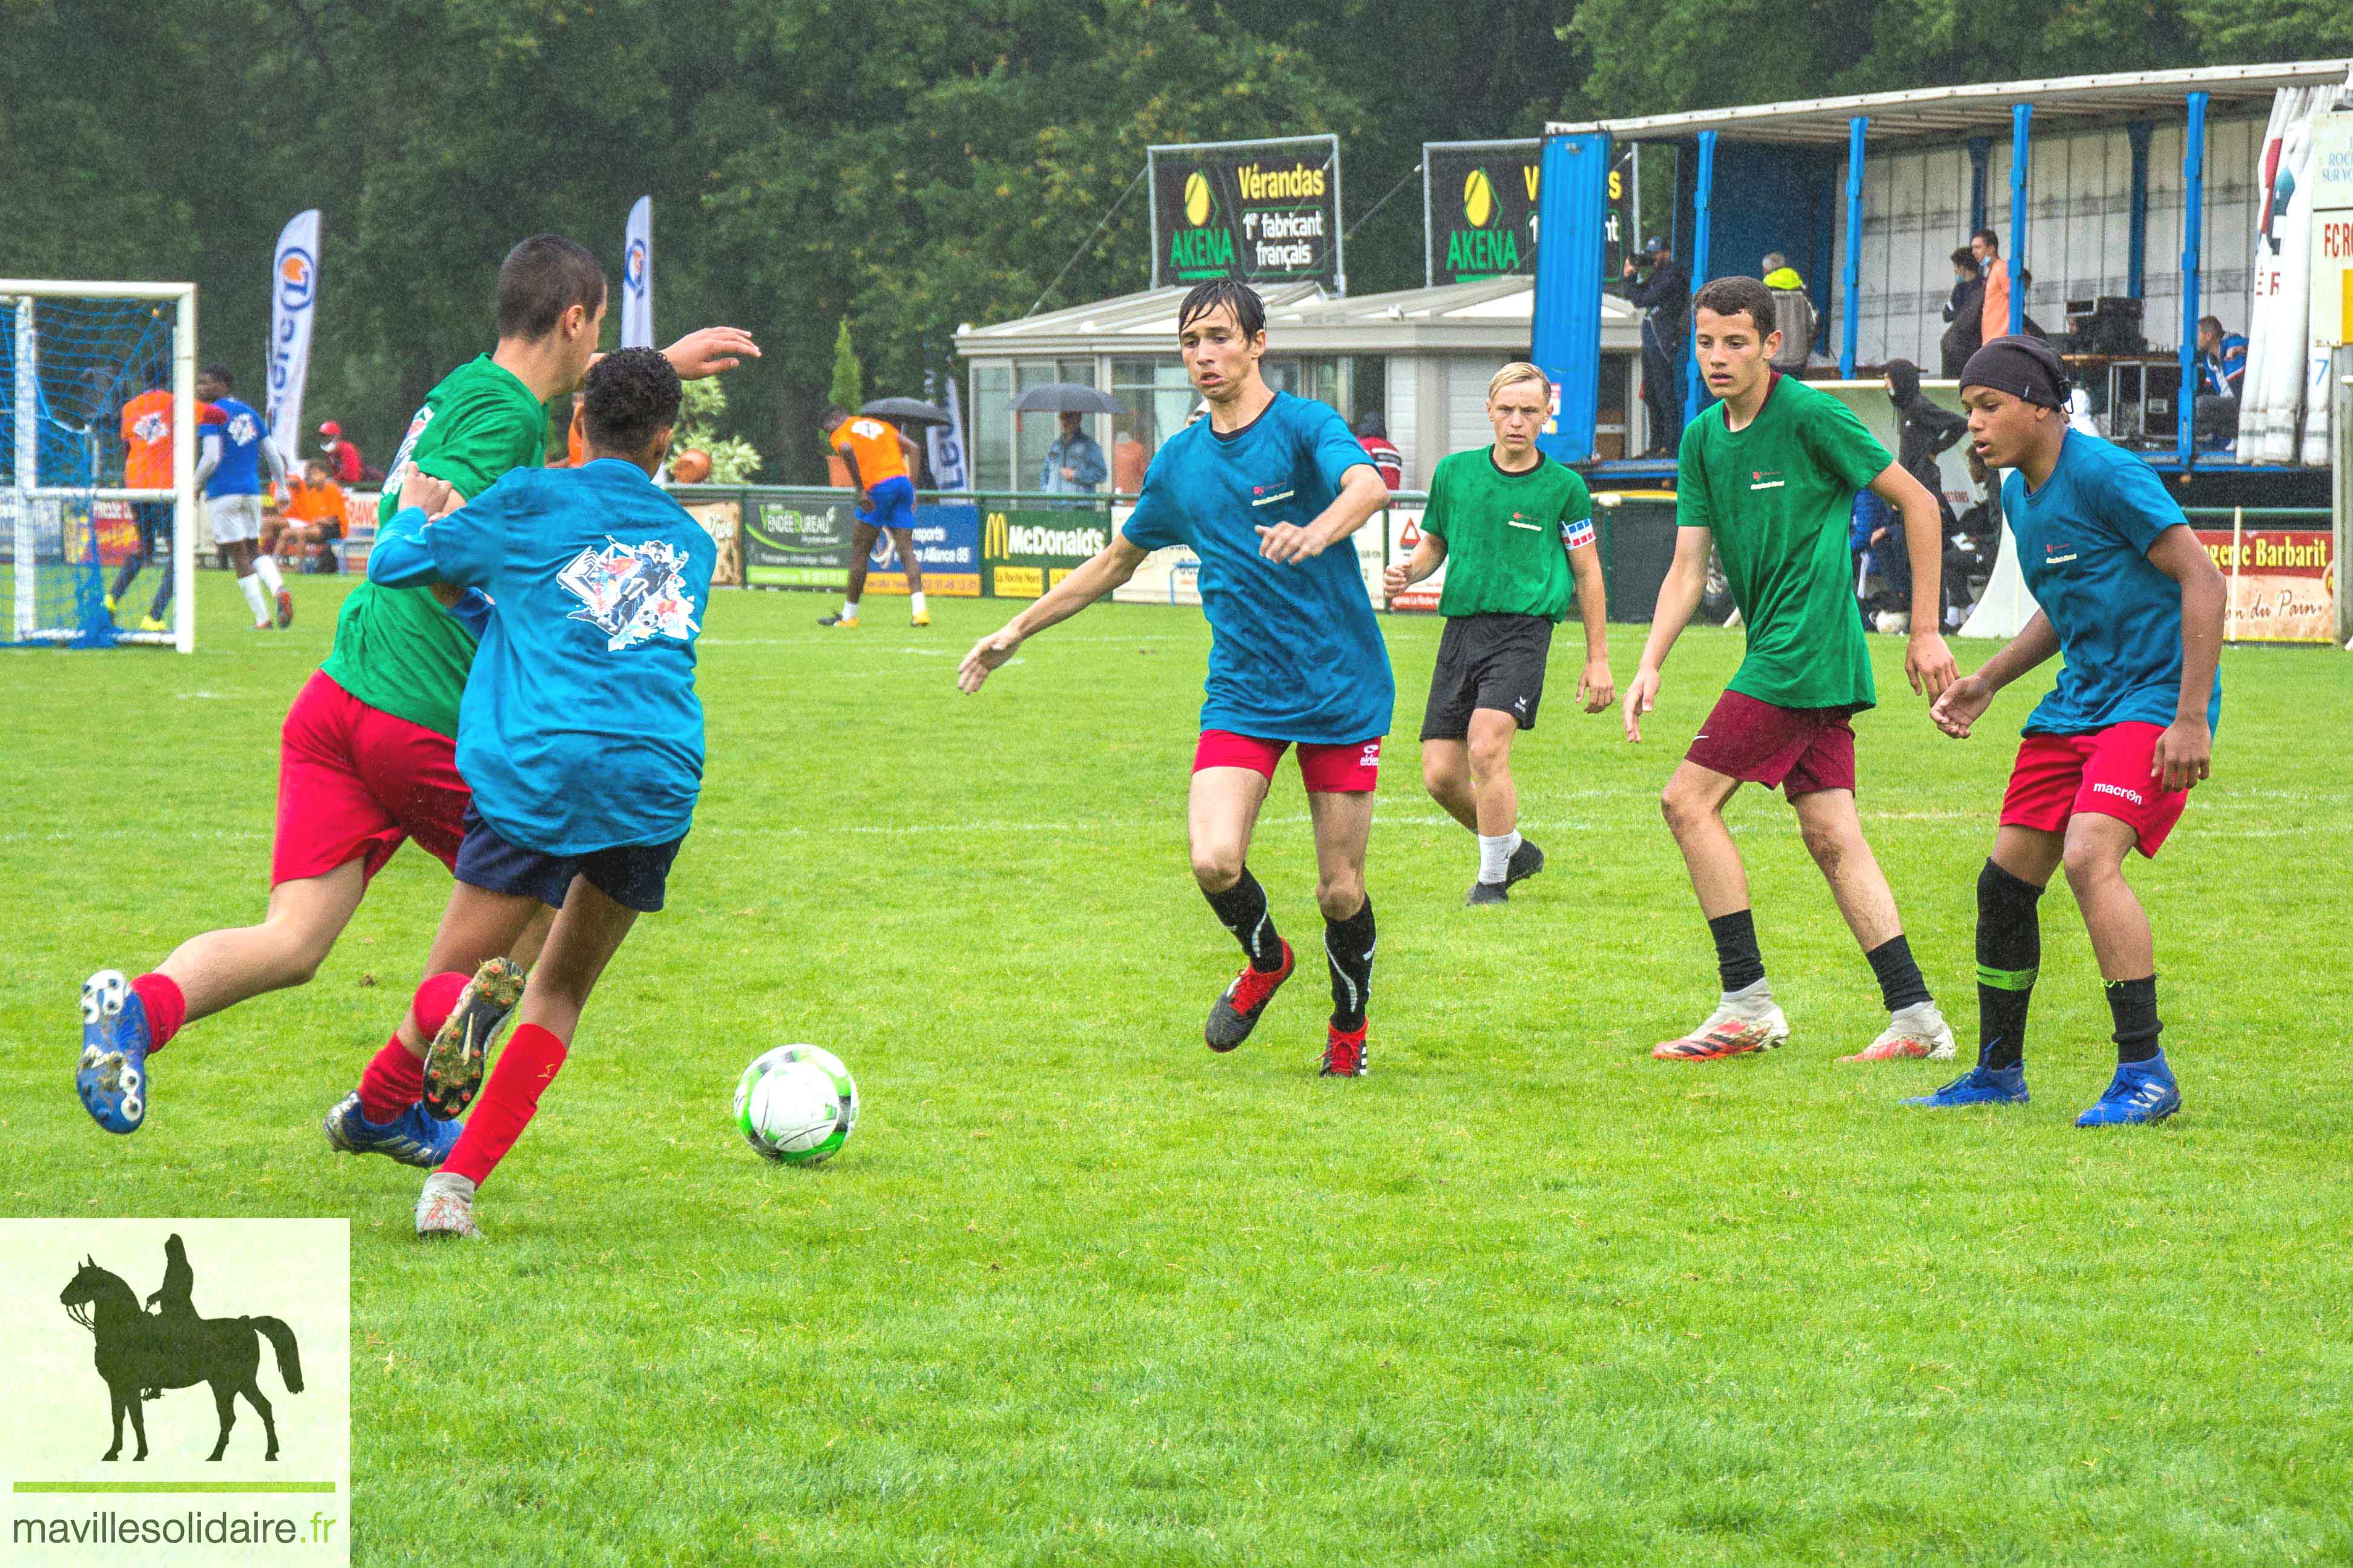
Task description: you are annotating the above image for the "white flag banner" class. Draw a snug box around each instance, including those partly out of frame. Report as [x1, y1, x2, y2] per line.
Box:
[927, 370, 970, 490]
[2241, 89, 2333, 464]
[622, 196, 653, 349]
[266, 209, 321, 465]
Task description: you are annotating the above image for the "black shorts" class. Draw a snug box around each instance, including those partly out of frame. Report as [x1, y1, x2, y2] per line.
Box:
[453, 806, 685, 913]
[1420, 614, 1556, 741]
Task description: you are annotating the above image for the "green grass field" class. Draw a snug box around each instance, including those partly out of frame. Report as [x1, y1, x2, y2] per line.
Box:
[7, 571, 2352, 1565]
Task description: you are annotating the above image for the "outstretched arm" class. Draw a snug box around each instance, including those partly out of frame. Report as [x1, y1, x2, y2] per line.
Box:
[1567, 537, 1614, 711]
[958, 537, 1150, 692]
[366, 470, 493, 591]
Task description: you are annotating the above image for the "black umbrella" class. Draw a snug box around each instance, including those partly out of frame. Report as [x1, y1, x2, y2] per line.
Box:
[860, 396, 952, 427]
[1012, 382, 1120, 415]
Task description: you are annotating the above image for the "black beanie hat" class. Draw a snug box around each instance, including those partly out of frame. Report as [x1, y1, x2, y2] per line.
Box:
[1959, 335, 2071, 409]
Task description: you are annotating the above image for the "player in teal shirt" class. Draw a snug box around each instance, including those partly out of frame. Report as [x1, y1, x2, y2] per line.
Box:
[958, 281, 1394, 1078]
[1917, 336, 2226, 1127]
[366, 348, 716, 1239]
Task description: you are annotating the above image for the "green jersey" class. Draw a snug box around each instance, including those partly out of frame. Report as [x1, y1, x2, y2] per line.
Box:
[1675, 375, 1891, 712]
[1421, 448, 1593, 622]
[319, 356, 555, 738]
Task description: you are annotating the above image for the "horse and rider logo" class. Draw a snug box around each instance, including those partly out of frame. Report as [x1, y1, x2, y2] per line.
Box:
[58, 1236, 304, 1462]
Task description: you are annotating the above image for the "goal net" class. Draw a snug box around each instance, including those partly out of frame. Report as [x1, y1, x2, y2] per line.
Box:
[2, 282, 197, 651]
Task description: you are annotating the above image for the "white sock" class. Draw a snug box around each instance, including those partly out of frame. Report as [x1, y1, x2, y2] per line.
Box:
[910, 590, 928, 615]
[238, 572, 269, 624]
[1722, 976, 1775, 1013]
[252, 553, 285, 594]
[1476, 830, 1522, 884]
[842, 597, 860, 618]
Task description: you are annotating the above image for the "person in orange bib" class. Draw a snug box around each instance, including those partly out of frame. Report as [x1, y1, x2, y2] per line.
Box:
[111, 377, 216, 629]
[818, 406, 927, 627]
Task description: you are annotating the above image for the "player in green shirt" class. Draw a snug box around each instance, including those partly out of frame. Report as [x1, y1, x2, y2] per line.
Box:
[1385, 362, 1614, 905]
[1622, 276, 1960, 1065]
[76, 234, 755, 1150]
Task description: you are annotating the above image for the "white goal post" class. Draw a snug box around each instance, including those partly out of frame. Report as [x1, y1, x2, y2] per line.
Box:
[3, 280, 198, 652]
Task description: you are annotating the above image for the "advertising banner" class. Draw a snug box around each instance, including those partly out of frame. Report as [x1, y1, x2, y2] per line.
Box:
[742, 498, 855, 589]
[621, 195, 653, 350]
[1425, 142, 1540, 286]
[2242, 88, 2334, 463]
[862, 502, 981, 597]
[2309, 111, 2353, 361]
[266, 209, 320, 467]
[980, 507, 1112, 599]
[1150, 137, 1341, 290]
[927, 370, 970, 491]
[677, 497, 741, 587]
[2200, 528, 2334, 643]
[1384, 504, 1441, 611]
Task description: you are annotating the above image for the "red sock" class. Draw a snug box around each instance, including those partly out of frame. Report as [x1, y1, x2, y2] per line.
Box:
[130, 974, 186, 1055]
[438, 1024, 568, 1186]
[355, 972, 470, 1125]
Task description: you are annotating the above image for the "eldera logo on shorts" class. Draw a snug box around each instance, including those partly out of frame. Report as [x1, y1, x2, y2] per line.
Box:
[4, 1218, 350, 1563]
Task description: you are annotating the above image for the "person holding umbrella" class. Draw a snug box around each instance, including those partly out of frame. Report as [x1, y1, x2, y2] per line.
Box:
[1014, 382, 1116, 502]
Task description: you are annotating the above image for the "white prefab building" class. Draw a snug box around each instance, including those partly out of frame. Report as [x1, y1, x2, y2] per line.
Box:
[953, 277, 1645, 495]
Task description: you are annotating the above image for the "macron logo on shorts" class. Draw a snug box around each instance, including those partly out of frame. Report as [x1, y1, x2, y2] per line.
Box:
[2091, 781, 2146, 807]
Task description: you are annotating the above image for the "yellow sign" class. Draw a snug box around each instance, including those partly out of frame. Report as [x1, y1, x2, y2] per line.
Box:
[1183, 172, 1211, 226]
[992, 565, 1044, 599]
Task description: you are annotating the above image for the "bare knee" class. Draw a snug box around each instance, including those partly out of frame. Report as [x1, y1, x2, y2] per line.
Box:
[1315, 869, 1364, 920]
[261, 914, 337, 986]
[1467, 732, 1512, 779]
[1660, 782, 1714, 839]
[1800, 816, 1848, 869]
[2062, 838, 2121, 895]
[1190, 844, 1245, 893]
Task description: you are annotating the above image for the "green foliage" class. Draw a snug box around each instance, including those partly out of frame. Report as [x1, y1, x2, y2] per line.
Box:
[8, 576, 2353, 1563]
[828, 319, 862, 415]
[0, 0, 2327, 485]
[674, 377, 761, 485]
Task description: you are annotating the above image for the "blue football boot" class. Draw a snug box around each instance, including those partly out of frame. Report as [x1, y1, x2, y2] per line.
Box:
[322, 1092, 464, 1169]
[1903, 1063, 2030, 1108]
[2075, 1054, 2181, 1127]
[76, 969, 154, 1135]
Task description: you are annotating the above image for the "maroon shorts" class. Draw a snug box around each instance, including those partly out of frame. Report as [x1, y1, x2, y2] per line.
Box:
[1194, 730, 1383, 793]
[272, 671, 470, 885]
[1684, 689, 1858, 799]
[2001, 723, 2188, 858]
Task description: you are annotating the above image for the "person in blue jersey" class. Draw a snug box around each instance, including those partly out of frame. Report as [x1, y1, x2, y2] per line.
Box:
[958, 280, 1394, 1078]
[190, 364, 291, 631]
[362, 347, 716, 1239]
[1912, 336, 2225, 1127]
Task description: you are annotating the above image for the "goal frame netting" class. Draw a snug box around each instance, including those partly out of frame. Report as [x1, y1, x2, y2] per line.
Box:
[4, 280, 198, 652]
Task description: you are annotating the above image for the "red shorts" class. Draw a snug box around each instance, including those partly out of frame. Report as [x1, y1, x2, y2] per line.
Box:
[1684, 689, 1858, 799]
[2001, 723, 2187, 858]
[1194, 730, 1383, 793]
[272, 671, 471, 885]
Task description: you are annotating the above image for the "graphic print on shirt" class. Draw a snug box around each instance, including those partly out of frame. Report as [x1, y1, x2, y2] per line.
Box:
[558, 537, 702, 652]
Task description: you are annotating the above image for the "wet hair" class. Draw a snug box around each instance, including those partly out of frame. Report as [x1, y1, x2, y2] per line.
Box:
[200, 362, 232, 389]
[582, 346, 681, 455]
[1177, 279, 1265, 338]
[496, 235, 607, 341]
[1690, 276, 1775, 337]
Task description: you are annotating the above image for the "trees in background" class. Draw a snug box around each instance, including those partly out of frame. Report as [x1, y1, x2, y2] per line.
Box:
[2, 0, 2332, 481]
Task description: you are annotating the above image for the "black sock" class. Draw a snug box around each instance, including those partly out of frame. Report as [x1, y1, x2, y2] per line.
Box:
[1975, 859, 2044, 1071]
[1863, 933, 1932, 1013]
[2107, 975, 2161, 1064]
[1707, 910, 1765, 992]
[1324, 897, 1375, 1031]
[1203, 868, 1284, 972]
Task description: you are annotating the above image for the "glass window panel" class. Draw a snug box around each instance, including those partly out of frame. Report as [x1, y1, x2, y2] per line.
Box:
[973, 361, 1012, 493]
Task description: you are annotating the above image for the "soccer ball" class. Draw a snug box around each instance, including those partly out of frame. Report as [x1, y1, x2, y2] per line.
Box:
[734, 1045, 858, 1166]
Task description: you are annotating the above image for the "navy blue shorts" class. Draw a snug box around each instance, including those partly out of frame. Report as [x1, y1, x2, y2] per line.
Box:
[454, 807, 684, 913]
[855, 474, 917, 533]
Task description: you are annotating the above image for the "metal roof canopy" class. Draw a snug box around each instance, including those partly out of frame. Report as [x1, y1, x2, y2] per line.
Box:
[1548, 59, 2353, 146]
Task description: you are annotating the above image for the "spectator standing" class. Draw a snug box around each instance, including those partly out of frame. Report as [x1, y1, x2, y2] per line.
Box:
[1622, 236, 1691, 458]
[1355, 412, 1404, 490]
[1940, 247, 1984, 378]
[1883, 358, 1968, 514]
[1037, 410, 1107, 494]
[1761, 254, 1815, 371]
[1973, 229, 2011, 347]
[317, 421, 366, 485]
